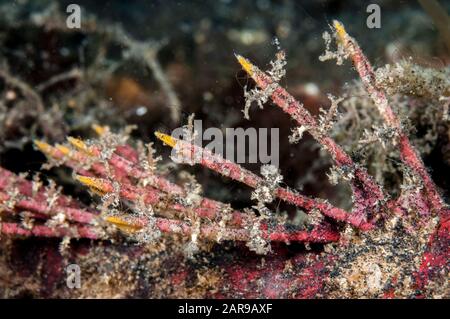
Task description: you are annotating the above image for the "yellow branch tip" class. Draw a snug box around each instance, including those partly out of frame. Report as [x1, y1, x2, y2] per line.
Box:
[75, 175, 110, 194]
[92, 124, 109, 136]
[55, 144, 71, 156]
[333, 20, 347, 42]
[105, 216, 142, 233]
[34, 140, 53, 154]
[67, 136, 93, 155]
[234, 53, 254, 76]
[154, 131, 177, 148]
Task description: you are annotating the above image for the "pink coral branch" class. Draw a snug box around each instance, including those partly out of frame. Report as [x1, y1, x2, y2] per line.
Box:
[108, 215, 339, 243]
[0, 167, 83, 209]
[76, 174, 340, 243]
[74, 175, 248, 226]
[156, 218, 340, 243]
[155, 133, 373, 230]
[0, 169, 339, 243]
[332, 20, 445, 212]
[34, 139, 247, 226]
[234, 54, 384, 223]
[0, 164, 339, 244]
[0, 167, 99, 225]
[0, 196, 98, 225]
[36, 139, 248, 225]
[0, 222, 101, 239]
